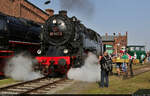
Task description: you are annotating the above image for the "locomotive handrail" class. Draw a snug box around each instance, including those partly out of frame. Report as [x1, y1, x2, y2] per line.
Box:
[9, 40, 41, 45]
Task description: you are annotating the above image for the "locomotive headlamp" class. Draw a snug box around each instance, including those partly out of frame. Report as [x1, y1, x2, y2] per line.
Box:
[41, 25, 44, 28]
[53, 19, 57, 24]
[61, 22, 65, 26]
[37, 49, 42, 54]
[64, 49, 68, 54]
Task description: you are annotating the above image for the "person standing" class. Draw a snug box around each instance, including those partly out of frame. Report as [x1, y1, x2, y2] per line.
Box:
[116, 53, 123, 76]
[122, 52, 129, 79]
[108, 54, 113, 75]
[127, 53, 134, 76]
[99, 51, 110, 88]
[148, 53, 150, 62]
[141, 54, 145, 64]
[133, 52, 137, 59]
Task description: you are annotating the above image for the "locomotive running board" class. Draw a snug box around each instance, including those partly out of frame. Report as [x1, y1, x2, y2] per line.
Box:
[9, 40, 41, 45]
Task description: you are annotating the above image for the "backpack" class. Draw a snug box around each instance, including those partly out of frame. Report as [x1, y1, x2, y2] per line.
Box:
[102, 56, 113, 72]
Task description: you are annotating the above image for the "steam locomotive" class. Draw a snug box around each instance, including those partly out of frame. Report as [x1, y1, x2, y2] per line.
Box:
[0, 11, 103, 78]
[35, 10, 103, 77]
[0, 12, 41, 77]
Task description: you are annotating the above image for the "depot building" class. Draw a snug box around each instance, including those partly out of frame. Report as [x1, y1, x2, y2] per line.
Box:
[0, 0, 54, 23]
[102, 32, 128, 54]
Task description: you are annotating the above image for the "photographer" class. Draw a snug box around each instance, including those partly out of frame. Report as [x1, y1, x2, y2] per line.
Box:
[99, 51, 112, 88]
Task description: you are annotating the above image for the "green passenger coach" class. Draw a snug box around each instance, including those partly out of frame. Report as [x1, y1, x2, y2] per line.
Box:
[127, 45, 146, 63]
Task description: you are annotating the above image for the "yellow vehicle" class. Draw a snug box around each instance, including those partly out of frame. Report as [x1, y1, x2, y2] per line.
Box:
[112, 58, 139, 64]
[112, 58, 129, 63]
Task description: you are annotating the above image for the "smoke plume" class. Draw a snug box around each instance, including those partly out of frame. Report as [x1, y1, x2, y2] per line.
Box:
[59, 0, 95, 17]
[67, 52, 101, 82]
[4, 52, 43, 81]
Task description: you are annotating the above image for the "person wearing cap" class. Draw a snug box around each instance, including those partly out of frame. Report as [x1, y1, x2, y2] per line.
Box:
[99, 51, 110, 88]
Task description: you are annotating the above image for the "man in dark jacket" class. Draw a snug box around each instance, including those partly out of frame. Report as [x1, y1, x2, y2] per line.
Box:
[99, 51, 110, 88]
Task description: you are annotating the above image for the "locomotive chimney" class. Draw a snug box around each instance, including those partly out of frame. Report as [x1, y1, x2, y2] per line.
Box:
[45, 9, 54, 17]
[59, 10, 67, 16]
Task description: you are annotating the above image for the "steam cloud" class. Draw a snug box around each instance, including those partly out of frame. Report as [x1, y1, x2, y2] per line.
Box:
[4, 52, 43, 81]
[67, 52, 101, 82]
[59, 0, 95, 17]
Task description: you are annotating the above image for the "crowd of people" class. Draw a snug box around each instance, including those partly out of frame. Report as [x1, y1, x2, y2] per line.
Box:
[98, 51, 139, 88]
[98, 49, 150, 88]
[98, 51, 131, 88]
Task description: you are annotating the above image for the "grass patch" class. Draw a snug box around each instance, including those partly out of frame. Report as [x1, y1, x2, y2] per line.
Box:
[132, 63, 150, 70]
[56, 63, 150, 94]
[0, 78, 17, 87]
[80, 71, 150, 94]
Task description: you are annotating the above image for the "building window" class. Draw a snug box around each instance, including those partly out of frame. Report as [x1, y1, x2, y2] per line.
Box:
[122, 40, 125, 42]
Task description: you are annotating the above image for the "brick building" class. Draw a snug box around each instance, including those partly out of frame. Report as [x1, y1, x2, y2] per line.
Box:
[0, 0, 54, 23]
[102, 32, 128, 54]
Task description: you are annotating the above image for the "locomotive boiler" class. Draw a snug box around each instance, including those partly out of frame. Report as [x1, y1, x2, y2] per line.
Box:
[0, 12, 42, 77]
[0, 12, 41, 43]
[0, 12, 42, 55]
[35, 10, 103, 77]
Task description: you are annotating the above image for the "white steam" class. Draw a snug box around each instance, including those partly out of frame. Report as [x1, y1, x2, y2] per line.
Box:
[4, 53, 43, 81]
[67, 52, 101, 82]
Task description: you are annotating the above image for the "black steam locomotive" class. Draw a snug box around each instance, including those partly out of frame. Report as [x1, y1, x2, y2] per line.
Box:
[0, 12, 41, 43]
[0, 12, 42, 54]
[35, 10, 103, 76]
[0, 12, 41, 76]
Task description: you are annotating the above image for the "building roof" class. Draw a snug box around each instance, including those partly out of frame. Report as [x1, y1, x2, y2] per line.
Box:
[102, 35, 115, 42]
[127, 45, 145, 47]
[25, 0, 49, 16]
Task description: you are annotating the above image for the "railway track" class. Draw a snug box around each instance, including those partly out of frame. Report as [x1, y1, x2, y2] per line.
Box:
[123, 64, 150, 79]
[0, 77, 68, 94]
[1, 64, 150, 94]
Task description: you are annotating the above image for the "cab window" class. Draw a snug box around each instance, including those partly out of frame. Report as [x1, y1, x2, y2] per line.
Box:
[130, 47, 134, 51]
[141, 47, 145, 51]
[135, 47, 140, 51]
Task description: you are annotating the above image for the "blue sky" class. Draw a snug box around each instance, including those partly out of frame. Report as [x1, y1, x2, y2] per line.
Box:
[28, 0, 150, 50]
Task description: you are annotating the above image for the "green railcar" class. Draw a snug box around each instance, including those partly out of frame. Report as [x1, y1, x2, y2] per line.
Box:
[127, 45, 146, 63]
